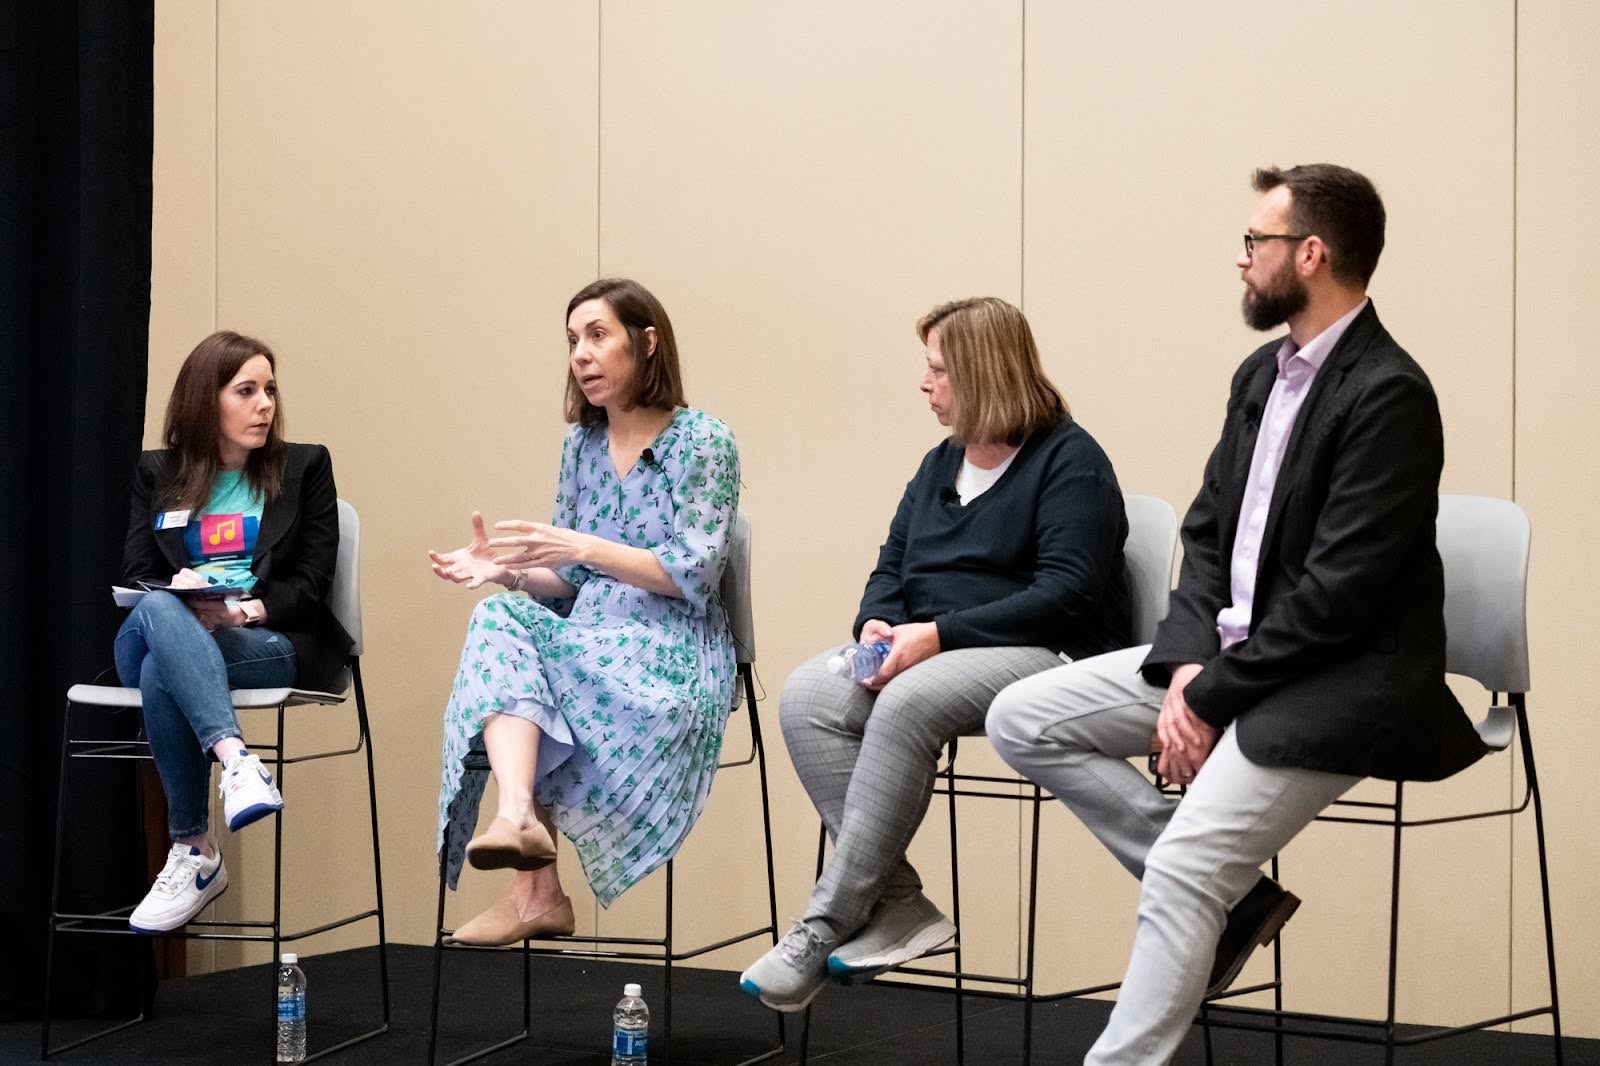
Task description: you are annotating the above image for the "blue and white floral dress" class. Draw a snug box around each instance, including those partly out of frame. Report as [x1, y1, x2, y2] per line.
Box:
[436, 407, 740, 905]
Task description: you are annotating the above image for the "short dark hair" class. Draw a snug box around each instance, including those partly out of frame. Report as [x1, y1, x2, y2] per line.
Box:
[1252, 164, 1386, 286]
[563, 278, 687, 425]
[162, 330, 287, 511]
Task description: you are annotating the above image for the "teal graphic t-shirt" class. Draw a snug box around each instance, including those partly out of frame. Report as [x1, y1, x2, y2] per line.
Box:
[183, 470, 263, 590]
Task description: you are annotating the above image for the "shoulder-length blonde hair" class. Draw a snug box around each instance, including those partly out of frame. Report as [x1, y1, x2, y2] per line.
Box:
[916, 297, 1067, 445]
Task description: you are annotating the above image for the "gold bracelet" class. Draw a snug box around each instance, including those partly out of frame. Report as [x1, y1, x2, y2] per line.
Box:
[506, 569, 525, 594]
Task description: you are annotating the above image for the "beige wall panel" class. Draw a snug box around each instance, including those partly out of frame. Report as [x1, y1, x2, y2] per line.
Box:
[1512, 1, 1600, 1039]
[596, 0, 1026, 967]
[1022, 1, 1515, 1025]
[191, 0, 600, 968]
[149, 0, 216, 443]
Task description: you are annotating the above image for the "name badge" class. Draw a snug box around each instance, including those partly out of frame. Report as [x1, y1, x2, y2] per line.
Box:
[155, 509, 191, 530]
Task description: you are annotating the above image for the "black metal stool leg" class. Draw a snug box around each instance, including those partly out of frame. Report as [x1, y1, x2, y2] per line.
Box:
[1021, 786, 1043, 1066]
[1516, 699, 1564, 1065]
[353, 664, 391, 1030]
[521, 931, 531, 1045]
[1270, 852, 1285, 1066]
[944, 742, 964, 1066]
[1382, 783, 1405, 1066]
[269, 703, 288, 1065]
[429, 760, 533, 1066]
[746, 666, 786, 1054]
[41, 699, 157, 1060]
[428, 829, 451, 1066]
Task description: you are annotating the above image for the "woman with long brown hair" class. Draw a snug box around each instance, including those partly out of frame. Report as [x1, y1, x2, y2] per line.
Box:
[429, 278, 741, 944]
[116, 331, 349, 933]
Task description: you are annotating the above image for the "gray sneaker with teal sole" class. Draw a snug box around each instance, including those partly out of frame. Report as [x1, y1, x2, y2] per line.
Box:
[828, 893, 956, 983]
[739, 920, 837, 1012]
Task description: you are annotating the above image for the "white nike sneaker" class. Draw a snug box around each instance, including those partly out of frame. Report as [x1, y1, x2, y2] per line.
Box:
[129, 843, 228, 933]
[220, 752, 284, 831]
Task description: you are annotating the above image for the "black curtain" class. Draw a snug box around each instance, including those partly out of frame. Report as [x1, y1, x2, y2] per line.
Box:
[0, 0, 155, 1019]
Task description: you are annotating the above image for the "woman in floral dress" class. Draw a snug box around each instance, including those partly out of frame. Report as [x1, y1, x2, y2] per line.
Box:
[429, 278, 740, 943]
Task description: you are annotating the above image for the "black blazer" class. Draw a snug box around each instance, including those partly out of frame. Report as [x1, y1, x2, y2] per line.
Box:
[121, 443, 353, 694]
[1143, 302, 1486, 782]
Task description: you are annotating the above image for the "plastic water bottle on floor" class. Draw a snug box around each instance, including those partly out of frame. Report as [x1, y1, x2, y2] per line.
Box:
[276, 953, 307, 1063]
[827, 640, 891, 684]
[611, 983, 649, 1065]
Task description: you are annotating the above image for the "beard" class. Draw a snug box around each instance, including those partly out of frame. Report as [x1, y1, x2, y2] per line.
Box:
[1240, 261, 1309, 331]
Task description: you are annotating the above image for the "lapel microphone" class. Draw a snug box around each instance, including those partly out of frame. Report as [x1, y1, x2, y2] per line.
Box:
[640, 447, 655, 466]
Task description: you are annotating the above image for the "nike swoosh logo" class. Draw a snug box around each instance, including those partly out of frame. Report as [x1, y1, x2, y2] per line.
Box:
[257, 770, 273, 785]
[196, 866, 220, 889]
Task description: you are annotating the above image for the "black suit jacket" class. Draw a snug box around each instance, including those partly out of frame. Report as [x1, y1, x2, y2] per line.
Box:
[121, 443, 353, 694]
[1143, 302, 1486, 781]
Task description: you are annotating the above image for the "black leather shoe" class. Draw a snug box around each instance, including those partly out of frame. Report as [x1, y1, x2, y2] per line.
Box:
[1206, 876, 1300, 998]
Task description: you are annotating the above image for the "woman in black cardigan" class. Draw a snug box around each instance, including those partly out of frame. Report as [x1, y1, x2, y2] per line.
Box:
[116, 331, 350, 933]
[740, 297, 1133, 1012]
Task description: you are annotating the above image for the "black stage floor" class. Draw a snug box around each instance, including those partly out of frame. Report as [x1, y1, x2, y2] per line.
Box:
[5, 945, 1591, 1064]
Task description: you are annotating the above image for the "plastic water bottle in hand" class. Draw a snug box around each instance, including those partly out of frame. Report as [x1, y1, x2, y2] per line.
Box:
[612, 983, 649, 1065]
[276, 953, 307, 1063]
[827, 640, 891, 684]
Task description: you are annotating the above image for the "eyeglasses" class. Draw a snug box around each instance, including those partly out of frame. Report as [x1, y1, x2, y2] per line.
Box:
[1243, 233, 1310, 257]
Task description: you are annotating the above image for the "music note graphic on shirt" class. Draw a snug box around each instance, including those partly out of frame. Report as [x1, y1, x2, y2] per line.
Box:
[200, 514, 245, 555]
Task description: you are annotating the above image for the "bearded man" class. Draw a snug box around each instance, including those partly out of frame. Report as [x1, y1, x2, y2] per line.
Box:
[985, 163, 1486, 1065]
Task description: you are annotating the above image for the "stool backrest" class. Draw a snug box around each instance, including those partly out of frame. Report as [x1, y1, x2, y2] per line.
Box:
[1437, 494, 1530, 694]
[1123, 493, 1178, 646]
[330, 498, 363, 657]
[719, 512, 754, 664]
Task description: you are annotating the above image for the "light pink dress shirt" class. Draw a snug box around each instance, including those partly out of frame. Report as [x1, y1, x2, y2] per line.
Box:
[1215, 299, 1369, 650]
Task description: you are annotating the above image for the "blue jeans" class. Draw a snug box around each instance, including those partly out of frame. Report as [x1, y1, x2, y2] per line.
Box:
[113, 591, 297, 839]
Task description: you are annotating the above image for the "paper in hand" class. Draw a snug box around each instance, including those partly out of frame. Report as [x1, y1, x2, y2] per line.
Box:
[112, 580, 252, 607]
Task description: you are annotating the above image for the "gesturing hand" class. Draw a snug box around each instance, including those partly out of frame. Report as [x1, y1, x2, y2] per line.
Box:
[1155, 663, 1218, 784]
[428, 512, 511, 589]
[487, 521, 591, 572]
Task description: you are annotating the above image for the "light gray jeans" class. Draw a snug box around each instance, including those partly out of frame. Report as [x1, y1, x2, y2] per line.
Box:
[781, 644, 1064, 939]
[987, 645, 1358, 1065]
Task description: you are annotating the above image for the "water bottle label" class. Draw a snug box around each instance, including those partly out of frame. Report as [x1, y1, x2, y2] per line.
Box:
[277, 994, 305, 1022]
[612, 1028, 647, 1056]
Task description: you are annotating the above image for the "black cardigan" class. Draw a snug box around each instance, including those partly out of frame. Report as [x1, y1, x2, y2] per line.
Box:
[121, 443, 353, 694]
[852, 417, 1133, 660]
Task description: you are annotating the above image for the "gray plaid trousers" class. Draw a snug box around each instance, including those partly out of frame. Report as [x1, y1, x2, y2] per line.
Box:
[779, 644, 1063, 938]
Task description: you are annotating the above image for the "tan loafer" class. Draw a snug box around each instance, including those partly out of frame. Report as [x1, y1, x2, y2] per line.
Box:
[465, 816, 557, 871]
[446, 894, 576, 947]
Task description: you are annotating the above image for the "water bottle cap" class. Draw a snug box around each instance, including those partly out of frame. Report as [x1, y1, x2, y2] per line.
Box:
[281, 953, 297, 964]
[624, 983, 642, 997]
[826, 655, 846, 675]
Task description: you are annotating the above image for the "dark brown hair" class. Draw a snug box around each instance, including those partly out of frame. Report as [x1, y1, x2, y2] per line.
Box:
[1252, 164, 1387, 286]
[160, 330, 287, 511]
[916, 297, 1067, 446]
[563, 278, 687, 426]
